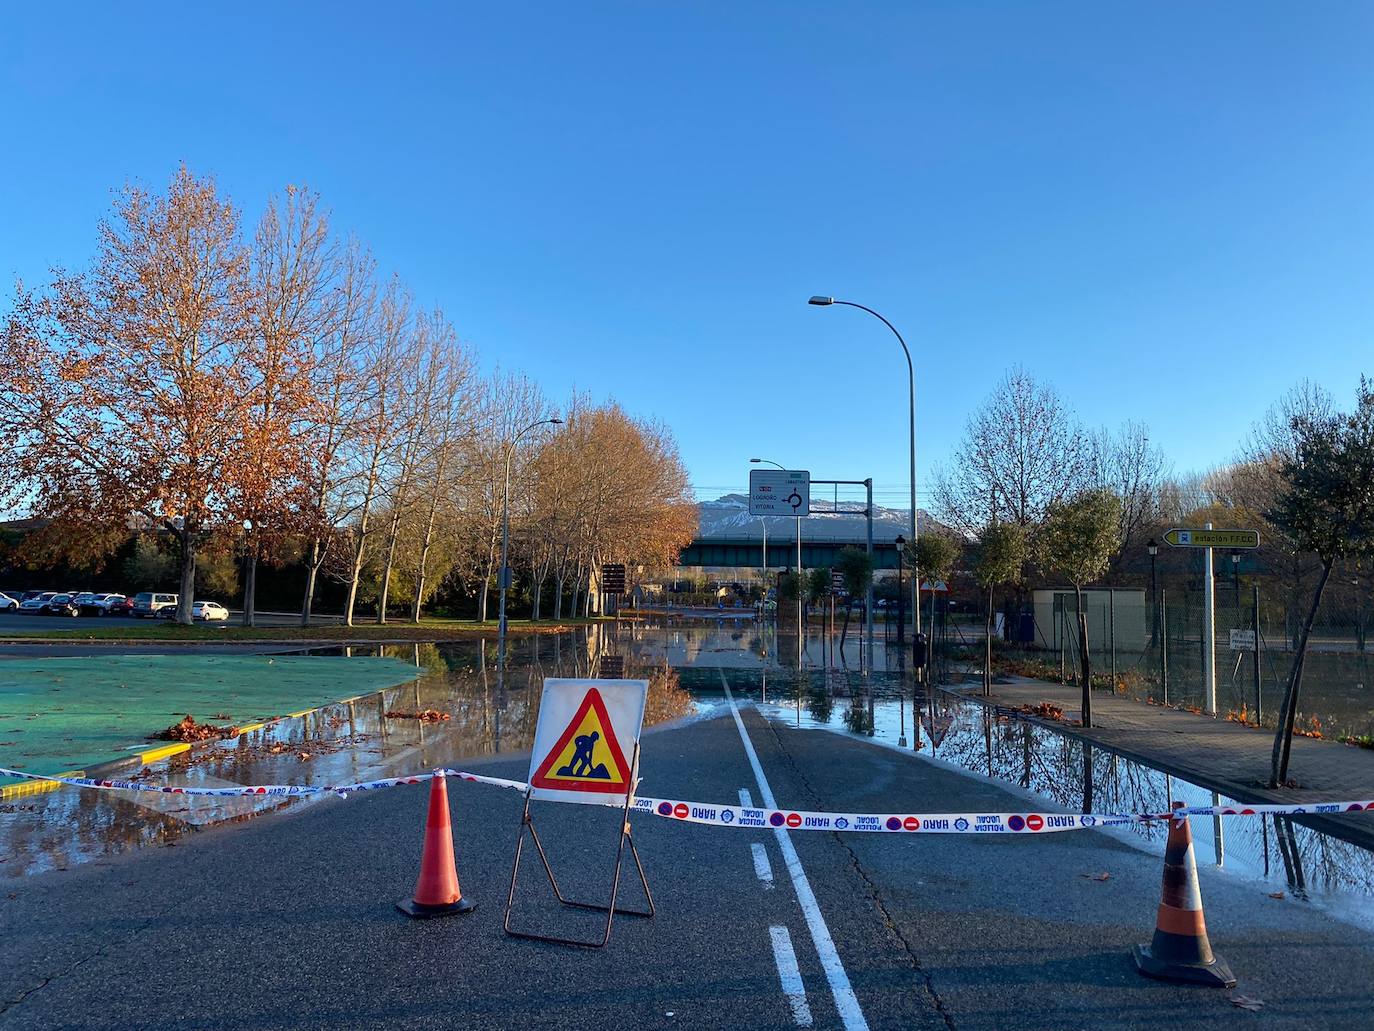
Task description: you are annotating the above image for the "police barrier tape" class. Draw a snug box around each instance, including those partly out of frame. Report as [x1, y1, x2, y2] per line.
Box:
[0, 765, 529, 799]
[4, 763, 1374, 833]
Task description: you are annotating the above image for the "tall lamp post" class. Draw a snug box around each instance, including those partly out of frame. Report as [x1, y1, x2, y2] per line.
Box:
[808, 297, 919, 666]
[498, 418, 563, 682]
[752, 457, 802, 668]
[1147, 538, 1159, 649]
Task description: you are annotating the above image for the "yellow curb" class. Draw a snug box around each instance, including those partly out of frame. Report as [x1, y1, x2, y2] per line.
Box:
[286, 709, 314, 719]
[1, 770, 84, 801]
[236, 722, 266, 734]
[138, 743, 190, 765]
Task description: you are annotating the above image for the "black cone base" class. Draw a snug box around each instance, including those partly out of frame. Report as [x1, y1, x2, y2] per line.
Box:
[397, 895, 477, 920]
[1133, 943, 1235, 988]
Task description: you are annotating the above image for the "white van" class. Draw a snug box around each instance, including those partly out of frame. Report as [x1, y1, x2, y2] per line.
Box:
[131, 592, 178, 618]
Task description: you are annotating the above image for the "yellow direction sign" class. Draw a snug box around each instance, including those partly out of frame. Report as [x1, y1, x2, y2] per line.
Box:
[1163, 528, 1259, 549]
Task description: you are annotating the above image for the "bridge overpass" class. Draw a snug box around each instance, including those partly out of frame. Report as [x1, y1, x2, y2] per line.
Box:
[675, 536, 905, 570]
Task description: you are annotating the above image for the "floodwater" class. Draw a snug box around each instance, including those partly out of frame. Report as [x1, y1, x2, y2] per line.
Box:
[4, 619, 1374, 937]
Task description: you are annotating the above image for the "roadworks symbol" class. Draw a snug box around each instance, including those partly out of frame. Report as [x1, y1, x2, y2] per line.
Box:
[530, 688, 633, 793]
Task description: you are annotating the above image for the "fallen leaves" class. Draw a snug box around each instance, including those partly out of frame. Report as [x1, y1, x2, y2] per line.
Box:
[1080, 871, 1111, 882]
[1019, 702, 1066, 722]
[384, 709, 451, 723]
[1268, 891, 1285, 900]
[1228, 995, 1265, 1012]
[150, 715, 240, 743]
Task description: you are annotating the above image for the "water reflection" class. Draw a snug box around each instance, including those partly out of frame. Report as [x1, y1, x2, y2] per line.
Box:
[729, 669, 1374, 932]
[0, 629, 692, 877]
[7, 619, 1374, 936]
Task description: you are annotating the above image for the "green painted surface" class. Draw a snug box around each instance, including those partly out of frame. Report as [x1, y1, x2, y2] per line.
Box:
[0, 654, 421, 775]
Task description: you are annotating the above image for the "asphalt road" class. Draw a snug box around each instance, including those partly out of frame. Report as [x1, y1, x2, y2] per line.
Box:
[3, 676, 1373, 1029]
[0, 609, 341, 633]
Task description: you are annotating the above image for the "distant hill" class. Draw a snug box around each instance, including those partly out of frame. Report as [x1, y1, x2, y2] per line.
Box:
[695, 493, 944, 544]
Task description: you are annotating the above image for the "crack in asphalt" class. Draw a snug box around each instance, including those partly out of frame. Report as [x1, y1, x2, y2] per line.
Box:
[0, 912, 159, 1017]
[761, 709, 959, 1031]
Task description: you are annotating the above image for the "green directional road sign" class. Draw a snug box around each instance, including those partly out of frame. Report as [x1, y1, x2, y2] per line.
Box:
[1163, 528, 1259, 549]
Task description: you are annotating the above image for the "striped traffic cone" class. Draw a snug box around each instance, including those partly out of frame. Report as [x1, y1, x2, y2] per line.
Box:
[396, 772, 477, 919]
[1133, 802, 1234, 987]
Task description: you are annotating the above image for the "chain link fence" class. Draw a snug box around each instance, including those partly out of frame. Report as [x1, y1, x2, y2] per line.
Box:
[995, 580, 1374, 741]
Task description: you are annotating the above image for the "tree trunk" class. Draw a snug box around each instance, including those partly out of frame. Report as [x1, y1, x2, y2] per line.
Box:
[1075, 584, 1092, 728]
[532, 576, 543, 621]
[553, 573, 564, 619]
[1270, 559, 1333, 787]
[301, 537, 322, 627]
[176, 527, 197, 625]
[984, 586, 994, 697]
[839, 599, 852, 651]
[242, 543, 258, 628]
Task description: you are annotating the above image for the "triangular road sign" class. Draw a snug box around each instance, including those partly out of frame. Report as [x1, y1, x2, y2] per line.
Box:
[530, 687, 634, 794]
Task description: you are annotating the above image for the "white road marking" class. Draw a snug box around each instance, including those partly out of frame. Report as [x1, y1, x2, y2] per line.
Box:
[721, 670, 869, 1031]
[770, 925, 814, 1027]
[739, 788, 754, 808]
[752, 842, 775, 889]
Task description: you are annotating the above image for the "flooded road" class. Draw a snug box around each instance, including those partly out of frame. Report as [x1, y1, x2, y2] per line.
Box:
[5, 619, 1374, 938]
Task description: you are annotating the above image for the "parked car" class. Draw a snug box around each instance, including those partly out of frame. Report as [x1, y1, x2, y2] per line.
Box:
[131, 592, 178, 618]
[19, 590, 49, 604]
[42, 594, 80, 617]
[192, 601, 229, 622]
[98, 593, 127, 614]
[0, 592, 17, 612]
[107, 595, 135, 617]
[19, 592, 58, 613]
[74, 593, 122, 615]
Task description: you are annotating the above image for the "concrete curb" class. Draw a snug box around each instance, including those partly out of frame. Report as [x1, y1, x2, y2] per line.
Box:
[949, 685, 1374, 853]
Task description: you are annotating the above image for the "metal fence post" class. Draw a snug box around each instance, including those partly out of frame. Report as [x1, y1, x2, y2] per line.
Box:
[1160, 589, 1169, 706]
[1059, 597, 1066, 684]
[1253, 583, 1262, 724]
[1109, 589, 1116, 693]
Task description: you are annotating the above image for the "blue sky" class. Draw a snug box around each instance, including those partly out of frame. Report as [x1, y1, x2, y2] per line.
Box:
[2, 3, 1371, 511]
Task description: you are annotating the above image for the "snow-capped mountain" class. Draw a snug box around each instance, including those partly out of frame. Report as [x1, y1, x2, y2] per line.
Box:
[695, 493, 939, 543]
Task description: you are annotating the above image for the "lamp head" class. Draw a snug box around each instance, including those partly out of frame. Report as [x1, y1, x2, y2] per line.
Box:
[808, 296, 834, 306]
[749, 457, 762, 464]
[549, 418, 564, 425]
[1147, 538, 1158, 557]
[895, 535, 905, 546]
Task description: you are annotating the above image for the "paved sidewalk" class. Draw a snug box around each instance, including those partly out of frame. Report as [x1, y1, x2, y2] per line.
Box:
[965, 675, 1374, 849]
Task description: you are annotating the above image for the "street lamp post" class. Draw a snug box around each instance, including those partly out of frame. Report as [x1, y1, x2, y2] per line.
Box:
[752, 457, 802, 668]
[498, 418, 563, 683]
[808, 297, 919, 668]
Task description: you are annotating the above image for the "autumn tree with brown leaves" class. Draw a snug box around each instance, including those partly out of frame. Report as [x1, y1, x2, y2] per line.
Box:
[1, 168, 255, 623]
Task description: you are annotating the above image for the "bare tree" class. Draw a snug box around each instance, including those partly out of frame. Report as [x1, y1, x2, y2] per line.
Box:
[337, 279, 410, 625]
[236, 186, 334, 626]
[933, 366, 1092, 535]
[1088, 420, 1168, 562]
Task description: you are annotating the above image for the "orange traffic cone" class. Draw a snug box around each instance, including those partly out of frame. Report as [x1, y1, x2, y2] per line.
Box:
[1133, 802, 1234, 987]
[396, 771, 476, 919]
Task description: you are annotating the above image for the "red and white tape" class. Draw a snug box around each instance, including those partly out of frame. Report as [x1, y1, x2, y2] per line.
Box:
[3, 764, 1370, 833]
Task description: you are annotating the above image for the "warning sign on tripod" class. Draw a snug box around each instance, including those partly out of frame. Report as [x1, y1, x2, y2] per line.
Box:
[506, 677, 655, 948]
[527, 679, 647, 804]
